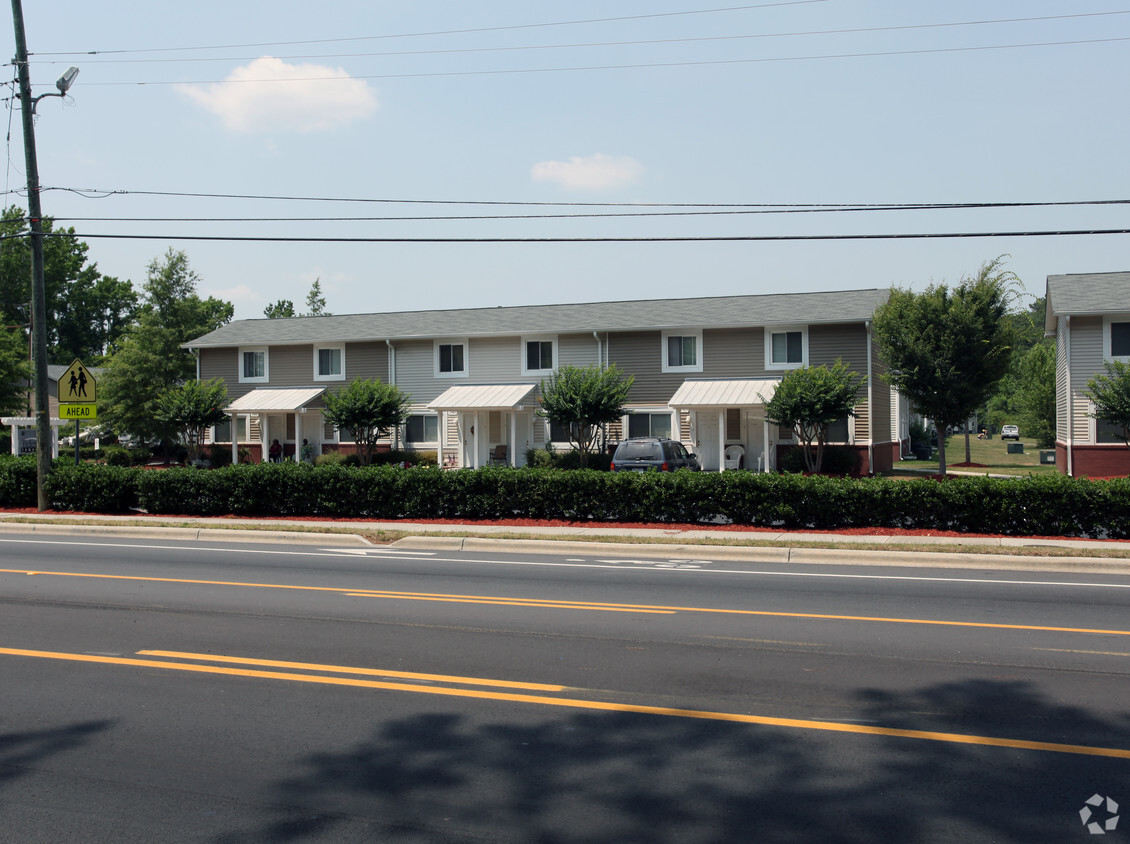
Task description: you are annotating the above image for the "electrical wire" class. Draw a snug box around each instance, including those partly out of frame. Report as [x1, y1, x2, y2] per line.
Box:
[38, 11, 1130, 67]
[6, 228, 1126, 244]
[31, 1, 828, 57]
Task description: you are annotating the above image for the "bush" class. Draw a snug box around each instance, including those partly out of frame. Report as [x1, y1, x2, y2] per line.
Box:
[779, 445, 858, 476]
[208, 445, 233, 467]
[0, 455, 37, 507]
[103, 446, 133, 467]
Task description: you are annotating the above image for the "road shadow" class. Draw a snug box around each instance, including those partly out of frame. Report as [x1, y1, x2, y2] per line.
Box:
[217, 680, 1129, 843]
[0, 719, 115, 789]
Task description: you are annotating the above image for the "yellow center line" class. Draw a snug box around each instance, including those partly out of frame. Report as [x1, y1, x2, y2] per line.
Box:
[343, 594, 673, 613]
[2, 645, 1128, 761]
[137, 650, 568, 691]
[4, 567, 1130, 636]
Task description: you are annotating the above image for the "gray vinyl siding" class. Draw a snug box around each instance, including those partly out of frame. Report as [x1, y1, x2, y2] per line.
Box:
[1070, 316, 1104, 444]
[391, 339, 438, 405]
[266, 345, 314, 387]
[1056, 318, 1069, 443]
[559, 333, 601, 367]
[867, 333, 892, 443]
[200, 348, 243, 397]
[707, 328, 761, 376]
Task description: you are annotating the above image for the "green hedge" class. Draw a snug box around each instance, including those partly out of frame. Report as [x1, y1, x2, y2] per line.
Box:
[0, 457, 1127, 538]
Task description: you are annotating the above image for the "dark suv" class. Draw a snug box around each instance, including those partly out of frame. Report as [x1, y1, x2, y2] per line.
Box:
[610, 437, 700, 472]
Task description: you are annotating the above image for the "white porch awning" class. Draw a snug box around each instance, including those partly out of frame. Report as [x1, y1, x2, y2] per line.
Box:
[225, 387, 325, 413]
[668, 378, 778, 409]
[429, 383, 538, 412]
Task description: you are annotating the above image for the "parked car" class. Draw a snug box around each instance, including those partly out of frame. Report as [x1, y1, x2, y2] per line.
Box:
[1000, 425, 1020, 440]
[610, 437, 700, 472]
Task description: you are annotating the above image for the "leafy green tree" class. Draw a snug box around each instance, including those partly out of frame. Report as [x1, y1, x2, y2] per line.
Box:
[537, 364, 634, 467]
[1084, 360, 1130, 450]
[981, 296, 1048, 432]
[304, 278, 330, 316]
[100, 250, 233, 444]
[0, 206, 138, 362]
[874, 256, 1017, 474]
[322, 378, 411, 466]
[264, 299, 296, 319]
[760, 360, 866, 473]
[1014, 341, 1056, 448]
[155, 378, 229, 463]
[0, 325, 31, 415]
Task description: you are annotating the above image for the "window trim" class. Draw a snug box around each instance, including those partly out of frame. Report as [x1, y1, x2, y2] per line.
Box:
[521, 335, 557, 376]
[312, 343, 346, 381]
[765, 326, 808, 370]
[1104, 315, 1130, 362]
[434, 338, 469, 378]
[660, 330, 703, 374]
[238, 346, 269, 384]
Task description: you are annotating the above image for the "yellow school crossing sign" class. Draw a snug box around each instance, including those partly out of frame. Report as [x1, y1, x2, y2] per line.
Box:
[58, 358, 97, 419]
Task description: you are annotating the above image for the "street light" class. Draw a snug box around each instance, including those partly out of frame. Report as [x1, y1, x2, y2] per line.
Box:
[10, 0, 78, 510]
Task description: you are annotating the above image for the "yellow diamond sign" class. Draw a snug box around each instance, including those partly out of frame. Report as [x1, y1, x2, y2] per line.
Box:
[59, 358, 97, 404]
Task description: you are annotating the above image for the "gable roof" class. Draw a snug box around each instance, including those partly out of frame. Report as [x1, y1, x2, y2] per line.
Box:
[185, 288, 890, 349]
[1045, 272, 1130, 333]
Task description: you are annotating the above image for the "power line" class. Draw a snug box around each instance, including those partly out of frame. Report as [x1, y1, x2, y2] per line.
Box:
[41, 198, 1130, 224]
[41, 11, 1130, 67]
[29, 187, 1130, 210]
[32, 1, 828, 57]
[69, 36, 1130, 86]
[14, 228, 1130, 244]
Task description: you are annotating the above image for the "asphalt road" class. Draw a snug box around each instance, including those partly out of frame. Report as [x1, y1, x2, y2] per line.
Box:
[1, 533, 1128, 843]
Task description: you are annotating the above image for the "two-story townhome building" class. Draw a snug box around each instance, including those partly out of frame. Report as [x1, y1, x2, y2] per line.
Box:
[184, 288, 899, 473]
[1045, 272, 1130, 477]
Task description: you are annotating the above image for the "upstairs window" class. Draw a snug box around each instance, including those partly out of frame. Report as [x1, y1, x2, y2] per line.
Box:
[314, 345, 345, 380]
[239, 347, 268, 383]
[1109, 319, 1130, 359]
[435, 340, 468, 377]
[522, 336, 557, 375]
[661, 330, 703, 373]
[766, 327, 808, 369]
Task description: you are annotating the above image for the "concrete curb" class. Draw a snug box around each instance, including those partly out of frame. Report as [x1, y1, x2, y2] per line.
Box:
[392, 536, 1130, 573]
[0, 522, 371, 547]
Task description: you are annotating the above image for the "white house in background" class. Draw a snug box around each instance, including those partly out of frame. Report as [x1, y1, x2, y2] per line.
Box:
[1045, 272, 1130, 477]
[184, 288, 900, 473]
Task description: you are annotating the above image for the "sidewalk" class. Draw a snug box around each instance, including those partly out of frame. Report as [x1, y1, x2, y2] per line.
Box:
[1, 511, 1128, 574]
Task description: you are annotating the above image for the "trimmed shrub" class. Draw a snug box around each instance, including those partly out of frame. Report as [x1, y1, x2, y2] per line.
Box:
[0, 455, 37, 507]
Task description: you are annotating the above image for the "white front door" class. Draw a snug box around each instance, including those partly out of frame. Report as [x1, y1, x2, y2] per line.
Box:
[696, 411, 720, 471]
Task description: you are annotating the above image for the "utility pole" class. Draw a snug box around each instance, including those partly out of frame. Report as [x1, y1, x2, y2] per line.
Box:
[10, 0, 53, 510]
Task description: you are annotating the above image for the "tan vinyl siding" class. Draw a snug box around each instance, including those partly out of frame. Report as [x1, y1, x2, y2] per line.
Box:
[809, 323, 867, 369]
[264, 345, 313, 387]
[200, 348, 243, 397]
[344, 341, 389, 383]
[705, 328, 759, 377]
[1070, 316, 1103, 443]
[559, 333, 601, 367]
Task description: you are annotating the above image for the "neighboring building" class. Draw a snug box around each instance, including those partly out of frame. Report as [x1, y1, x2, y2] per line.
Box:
[184, 288, 899, 473]
[1045, 272, 1130, 477]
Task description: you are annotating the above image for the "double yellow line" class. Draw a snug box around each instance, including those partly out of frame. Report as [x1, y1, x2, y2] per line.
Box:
[2, 646, 1129, 760]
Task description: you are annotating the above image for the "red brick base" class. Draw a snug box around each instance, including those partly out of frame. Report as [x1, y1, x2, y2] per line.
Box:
[1057, 443, 1130, 477]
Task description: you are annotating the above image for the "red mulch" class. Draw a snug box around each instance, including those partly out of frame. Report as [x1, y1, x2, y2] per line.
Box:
[5, 507, 1121, 544]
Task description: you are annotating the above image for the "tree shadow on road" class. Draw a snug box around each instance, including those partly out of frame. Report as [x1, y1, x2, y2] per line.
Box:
[0, 719, 115, 789]
[217, 680, 1129, 843]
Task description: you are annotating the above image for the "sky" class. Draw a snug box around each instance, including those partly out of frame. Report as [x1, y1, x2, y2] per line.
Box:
[5, 1, 1129, 321]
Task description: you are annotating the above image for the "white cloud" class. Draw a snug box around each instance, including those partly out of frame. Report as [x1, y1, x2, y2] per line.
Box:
[530, 153, 643, 191]
[177, 56, 377, 134]
[205, 283, 257, 305]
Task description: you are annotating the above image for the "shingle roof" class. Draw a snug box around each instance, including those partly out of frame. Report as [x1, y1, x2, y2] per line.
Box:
[185, 288, 890, 349]
[1045, 272, 1130, 333]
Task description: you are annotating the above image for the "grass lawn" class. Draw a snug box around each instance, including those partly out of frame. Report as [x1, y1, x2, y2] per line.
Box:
[891, 433, 1058, 477]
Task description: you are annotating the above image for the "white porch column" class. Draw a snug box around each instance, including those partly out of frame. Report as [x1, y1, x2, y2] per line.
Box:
[259, 413, 267, 463]
[509, 411, 517, 466]
[763, 414, 770, 473]
[8, 423, 15, 455]
[295, 411, 303, 463]
[718, 411, 725, 473]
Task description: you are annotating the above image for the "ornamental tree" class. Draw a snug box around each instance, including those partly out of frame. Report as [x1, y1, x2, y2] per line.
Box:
[1084, 360, 1130, 451]
[760, 359, 866, 473]
[322, 378, 412, 466]
[155, 378, 229, 464]
[538, 364, 634, 467]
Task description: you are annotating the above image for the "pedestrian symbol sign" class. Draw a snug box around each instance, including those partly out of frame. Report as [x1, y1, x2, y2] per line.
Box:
[59, 358, 96, 404]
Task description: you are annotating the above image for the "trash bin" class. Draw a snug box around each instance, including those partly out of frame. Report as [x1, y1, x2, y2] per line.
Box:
[1006, 442, 1024, 454]
[1039, 450, 1055, 464]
